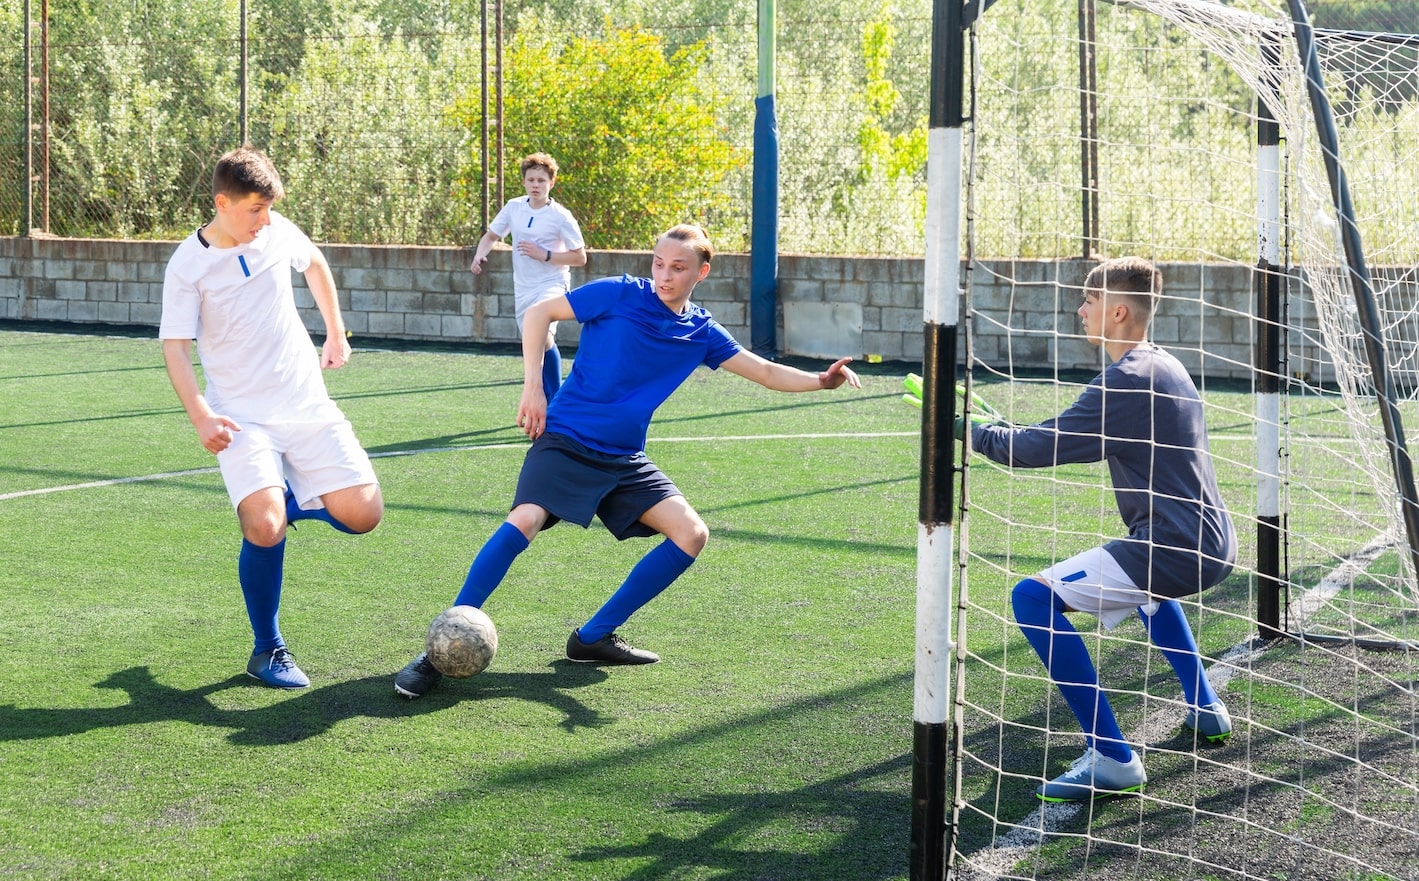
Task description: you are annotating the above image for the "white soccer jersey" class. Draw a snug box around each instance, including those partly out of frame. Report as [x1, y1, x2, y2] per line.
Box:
[159, 211, 338, 423]
[488, 197, 585, 309]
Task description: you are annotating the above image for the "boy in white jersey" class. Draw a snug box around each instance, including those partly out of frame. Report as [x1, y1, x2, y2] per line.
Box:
[470, 153, 587, 398]
[160, 146, 384, 689]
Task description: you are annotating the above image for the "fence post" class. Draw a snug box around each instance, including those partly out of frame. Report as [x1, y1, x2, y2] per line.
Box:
[239, 0, 248, 145]
[1077, 0, 1099, 258]
[750, 0, 779, 358]
[40, 0, 49, 232]
[23, 0, 33, 234]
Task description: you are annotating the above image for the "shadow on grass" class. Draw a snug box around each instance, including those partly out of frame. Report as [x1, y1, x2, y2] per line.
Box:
[256, 670, 916, 881]
[570, 754, 912, 881]
[0, 404, 186, 431]
[0, 661, 610, 746]
[364, 426, 526, 455]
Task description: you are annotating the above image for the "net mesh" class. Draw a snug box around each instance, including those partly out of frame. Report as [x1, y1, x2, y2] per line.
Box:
[952, 1, 1419, 876]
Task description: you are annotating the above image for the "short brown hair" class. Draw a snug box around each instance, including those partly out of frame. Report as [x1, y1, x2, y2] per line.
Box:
[659, 224, 714, 264]
[520, 152, 559, 179]
[212, 146, 284, 201]
[1084, 256, 1161, 322]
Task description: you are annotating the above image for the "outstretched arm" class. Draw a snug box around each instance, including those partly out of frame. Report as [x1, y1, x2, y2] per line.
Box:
[972, 380, 1108, 468]
[720, 350, 862, 392]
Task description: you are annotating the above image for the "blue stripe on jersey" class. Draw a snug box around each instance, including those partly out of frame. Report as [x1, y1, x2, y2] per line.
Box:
[238, 255, 251, 277]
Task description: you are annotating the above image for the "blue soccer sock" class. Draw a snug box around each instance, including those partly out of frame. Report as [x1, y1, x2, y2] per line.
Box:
[454, 522, 531, 608]
[578, 539, 696, 644]
[1139, 599, 1219, 709]
[284, 482, 358, 535]
[238, 538, 286, 654]
[541, 344, 563, 400]
[1012, 577, 1131, 763]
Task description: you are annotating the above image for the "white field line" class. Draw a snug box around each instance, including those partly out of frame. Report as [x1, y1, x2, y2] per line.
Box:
[956, 534, 1396, 880]
[0, 431, 916, 502]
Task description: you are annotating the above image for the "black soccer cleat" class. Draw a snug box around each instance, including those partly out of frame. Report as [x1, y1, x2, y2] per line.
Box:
[565, 629, 660, 665]
[394, 652, 443, 699]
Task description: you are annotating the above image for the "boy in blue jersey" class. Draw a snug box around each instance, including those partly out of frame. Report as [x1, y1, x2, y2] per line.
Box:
[396, 224, 861, 698]
[160, 146, 384, 689]
[966, 256, 1237, 801]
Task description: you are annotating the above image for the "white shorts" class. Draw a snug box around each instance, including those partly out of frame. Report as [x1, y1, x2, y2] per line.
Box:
[1036, 547, 1158, 631]
[514, 283, 569, 335]
[217, 414, 378, 512]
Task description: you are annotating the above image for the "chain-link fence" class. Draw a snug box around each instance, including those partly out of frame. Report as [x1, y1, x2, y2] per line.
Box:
[0, 0, 1411, 256]
[0, 0, 932, 255]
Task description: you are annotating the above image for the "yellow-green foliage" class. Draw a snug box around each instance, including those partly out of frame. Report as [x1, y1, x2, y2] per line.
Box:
[451, 17, 745, 251]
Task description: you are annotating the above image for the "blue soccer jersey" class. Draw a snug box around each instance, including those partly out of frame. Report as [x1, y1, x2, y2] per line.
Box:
[546, 275, 742, 456]
[971, 343, 1237, 598]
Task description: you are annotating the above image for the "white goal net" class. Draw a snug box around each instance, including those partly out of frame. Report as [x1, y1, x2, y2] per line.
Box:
[950, 1, 1419, 877]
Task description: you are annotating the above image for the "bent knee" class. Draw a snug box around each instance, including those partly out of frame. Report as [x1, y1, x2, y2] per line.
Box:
[338, 507, 383, 534]
[506, 504, 549, 541]
[325, 486, 384, 533]
[242, 518, 287, 547]
[670, 519, 709, 557]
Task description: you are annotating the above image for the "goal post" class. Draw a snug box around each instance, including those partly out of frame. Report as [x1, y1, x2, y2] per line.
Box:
[1254, 32, 1284, 639]
[909, 0, 967, 876]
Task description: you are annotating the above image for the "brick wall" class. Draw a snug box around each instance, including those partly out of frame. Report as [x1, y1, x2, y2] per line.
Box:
[0, 235, 1309, 380]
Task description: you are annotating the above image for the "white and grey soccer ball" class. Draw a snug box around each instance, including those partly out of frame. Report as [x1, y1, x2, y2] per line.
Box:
[425, 605, 498, 677]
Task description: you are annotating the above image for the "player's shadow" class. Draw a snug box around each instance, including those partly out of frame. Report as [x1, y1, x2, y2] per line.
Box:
[570, 754, 911, 880]
[363, 426, 524, 455]
[345, 660, 615, 741]
[0, 662, 611, 747]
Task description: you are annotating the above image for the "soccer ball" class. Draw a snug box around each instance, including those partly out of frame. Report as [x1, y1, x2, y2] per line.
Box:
[425, 605, 498, 677]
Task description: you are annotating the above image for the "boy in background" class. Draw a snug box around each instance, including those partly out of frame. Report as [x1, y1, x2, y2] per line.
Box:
[470, 152, 587, 399]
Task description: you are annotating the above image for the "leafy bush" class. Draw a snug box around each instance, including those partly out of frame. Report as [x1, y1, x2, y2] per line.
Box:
[451, 17, 745, 250]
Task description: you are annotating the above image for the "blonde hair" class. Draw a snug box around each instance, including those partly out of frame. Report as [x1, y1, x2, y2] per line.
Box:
[658, 224, 714, 265]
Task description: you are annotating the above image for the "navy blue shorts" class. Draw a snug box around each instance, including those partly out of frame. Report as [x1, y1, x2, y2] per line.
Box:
[513, 432, 683, 540]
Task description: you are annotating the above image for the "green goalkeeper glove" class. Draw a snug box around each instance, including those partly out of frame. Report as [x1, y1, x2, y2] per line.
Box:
[956, 382, 1006, 440]
[903, 374, 1006, 423]
[953, 410, 1003, 441]
[902, 373, 924, 408]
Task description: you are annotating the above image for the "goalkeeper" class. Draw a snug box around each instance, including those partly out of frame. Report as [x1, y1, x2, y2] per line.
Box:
[963, 257, 1237, 802]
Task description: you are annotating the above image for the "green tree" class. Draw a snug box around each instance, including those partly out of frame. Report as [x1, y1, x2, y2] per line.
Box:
[23, 0, 238, 237]
[856, 4, 926, 185]
[262, 15, 471, 244]
[0, 1, 25, 234]
[1310, 0, 1419, 33]
[453, 18, 745, 250]
[772, 1, 929, 255]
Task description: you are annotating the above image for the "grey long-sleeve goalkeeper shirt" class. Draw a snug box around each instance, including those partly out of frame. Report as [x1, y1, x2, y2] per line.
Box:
[971, 343, 1237, 598]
